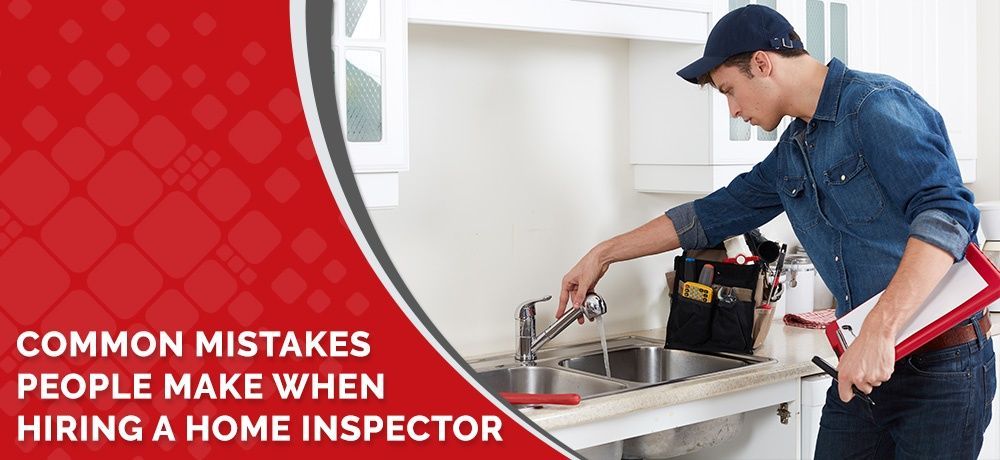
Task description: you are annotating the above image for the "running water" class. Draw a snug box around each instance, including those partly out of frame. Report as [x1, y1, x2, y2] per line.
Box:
[596, 316, 611, 378]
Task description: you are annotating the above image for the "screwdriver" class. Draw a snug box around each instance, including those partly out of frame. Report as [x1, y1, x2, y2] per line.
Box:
[811, 356, 876, 406]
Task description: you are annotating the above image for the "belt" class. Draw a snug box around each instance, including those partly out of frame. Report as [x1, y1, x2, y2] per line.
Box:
[913, 314, 991, 354]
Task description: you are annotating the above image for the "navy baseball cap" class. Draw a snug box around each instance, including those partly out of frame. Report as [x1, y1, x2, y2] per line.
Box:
[677, 5, 804, 84]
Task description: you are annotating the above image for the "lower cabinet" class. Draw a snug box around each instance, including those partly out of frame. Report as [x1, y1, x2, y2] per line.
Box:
[565, 340, 1000, 460]
[669, 403, 800, 459]
[800, 373, 832, 459]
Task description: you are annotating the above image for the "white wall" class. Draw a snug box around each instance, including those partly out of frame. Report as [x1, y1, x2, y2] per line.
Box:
[369, 25, 797, 357]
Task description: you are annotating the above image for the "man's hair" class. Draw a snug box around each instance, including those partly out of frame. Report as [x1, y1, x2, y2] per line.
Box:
[696, 31, 809, 87]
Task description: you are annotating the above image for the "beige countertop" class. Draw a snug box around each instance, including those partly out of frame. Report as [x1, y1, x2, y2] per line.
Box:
[521, 312, 1000, 431]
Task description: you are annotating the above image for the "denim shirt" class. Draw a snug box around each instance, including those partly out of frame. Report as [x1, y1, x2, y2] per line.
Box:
[666, 58, 978, 316]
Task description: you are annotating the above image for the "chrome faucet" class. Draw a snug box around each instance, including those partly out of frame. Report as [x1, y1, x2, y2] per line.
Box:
[515, 293, 608, 363]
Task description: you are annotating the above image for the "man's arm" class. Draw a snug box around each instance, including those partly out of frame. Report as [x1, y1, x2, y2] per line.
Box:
[835, 87, 980, 402]
[556, 214, 681, 318]
[835, 237, 955, 402]
[557, 147, 786, 319]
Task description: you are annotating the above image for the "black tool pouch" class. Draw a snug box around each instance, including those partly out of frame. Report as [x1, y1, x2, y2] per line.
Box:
[665, 253, 763, 354]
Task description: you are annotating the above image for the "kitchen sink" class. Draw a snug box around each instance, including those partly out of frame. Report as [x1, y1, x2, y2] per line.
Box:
[476, 366, 627, 398]
[559, 346, 768, 384]
[468, 337, 775, 460]
[469, 337, 773, 399]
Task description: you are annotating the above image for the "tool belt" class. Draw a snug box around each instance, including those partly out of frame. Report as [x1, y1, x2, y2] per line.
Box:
[665, 251, 765, 354]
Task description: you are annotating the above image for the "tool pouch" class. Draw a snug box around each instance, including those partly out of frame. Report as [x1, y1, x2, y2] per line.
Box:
[665, 253, 763, 354]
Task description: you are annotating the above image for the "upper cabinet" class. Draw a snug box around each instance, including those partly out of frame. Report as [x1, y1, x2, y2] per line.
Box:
[408, 0, 713, 42]
[329, 1, 976, 206]
[852, 0, 977, 183]
[631, 0, 977, 194]
[631, 0, 863, 194]
[332, 0, 409, 207]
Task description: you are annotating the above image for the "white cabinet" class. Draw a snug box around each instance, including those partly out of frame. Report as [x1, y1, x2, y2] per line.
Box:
[631, 0, 981, 192]
[852, 0, 977, 183]
[409, 0, 712, 42]
[801, 373, 832, 459]
[333, 0, 409, 207]
[631, 0, 861, 193]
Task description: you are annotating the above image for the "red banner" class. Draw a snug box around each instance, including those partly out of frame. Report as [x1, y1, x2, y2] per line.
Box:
[0, 2, 564, 458]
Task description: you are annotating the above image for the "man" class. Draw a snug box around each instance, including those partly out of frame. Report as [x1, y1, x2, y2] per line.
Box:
[558, 5, 994, 459]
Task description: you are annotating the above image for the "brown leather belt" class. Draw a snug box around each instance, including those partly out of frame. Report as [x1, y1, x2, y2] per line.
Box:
[913, 314, 991, 354]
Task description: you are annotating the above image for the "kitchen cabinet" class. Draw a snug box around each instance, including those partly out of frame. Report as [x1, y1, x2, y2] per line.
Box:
[408, 0, 712, 43]
[334, 0, 717, 207]
[332, 0, 409, 207]
[630, 0, 980, 192]
[852, 0, 978, 183]
[800, 373, 831, 459]
[548, 377, 800, 455]
[631, 0, 862, 193]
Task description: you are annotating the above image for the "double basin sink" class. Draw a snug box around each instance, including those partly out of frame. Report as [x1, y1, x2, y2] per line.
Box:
[470, 336, 775, 459]
[473, 336, 773, 400]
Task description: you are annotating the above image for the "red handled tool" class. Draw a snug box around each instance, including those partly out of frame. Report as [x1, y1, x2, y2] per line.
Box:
[500, 392, 581, 406]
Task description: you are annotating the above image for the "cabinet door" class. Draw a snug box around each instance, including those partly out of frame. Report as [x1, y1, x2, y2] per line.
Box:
[934, 0, 977, 180]
[710, 0, 791, 166]
[333, 0, 409, 173]
[853, 0, 977, 182]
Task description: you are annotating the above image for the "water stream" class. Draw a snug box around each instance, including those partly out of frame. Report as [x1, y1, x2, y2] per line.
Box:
[596, 316, 611, 378]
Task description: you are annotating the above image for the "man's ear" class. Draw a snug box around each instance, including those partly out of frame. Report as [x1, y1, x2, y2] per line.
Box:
[751, 51, 773, 77]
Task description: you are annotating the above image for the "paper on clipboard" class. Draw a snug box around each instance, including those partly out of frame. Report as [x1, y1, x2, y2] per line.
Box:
[826, 243, 1000, 360]
[833, 259, 987, 349]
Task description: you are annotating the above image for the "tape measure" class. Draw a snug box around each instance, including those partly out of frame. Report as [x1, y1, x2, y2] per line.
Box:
[681, 281, 713, 303]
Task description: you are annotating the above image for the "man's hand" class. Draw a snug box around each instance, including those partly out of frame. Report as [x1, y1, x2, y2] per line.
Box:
[557, 247, 609, 323]
[835, 324, 895, 402]
[831, 237, 957, 402]
[555, 214, 682, 323]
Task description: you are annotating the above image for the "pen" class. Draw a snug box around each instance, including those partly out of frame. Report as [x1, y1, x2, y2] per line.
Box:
[811, 356, 876, 406]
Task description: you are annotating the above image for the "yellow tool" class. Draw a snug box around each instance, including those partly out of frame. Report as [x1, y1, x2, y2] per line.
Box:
[681, 281, 714, 303]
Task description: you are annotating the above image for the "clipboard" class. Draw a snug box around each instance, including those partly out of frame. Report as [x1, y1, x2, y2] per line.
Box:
[825, 243, 1000, 360]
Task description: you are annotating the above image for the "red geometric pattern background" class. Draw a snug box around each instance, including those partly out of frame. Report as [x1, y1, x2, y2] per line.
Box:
[0, 2, 558, 458]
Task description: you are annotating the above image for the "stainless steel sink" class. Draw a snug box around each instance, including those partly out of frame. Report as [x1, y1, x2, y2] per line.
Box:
[476, 366, 627, 398]
[468, 337, 775, 459]
[559, 346, 768, 384]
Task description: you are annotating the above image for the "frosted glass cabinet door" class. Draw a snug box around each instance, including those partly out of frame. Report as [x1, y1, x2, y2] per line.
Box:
[710, 0, 789, 165]
[332, 0, 408, 173]
[829, 2, 848, 62]
[806, 0, 825, 62]
[345, 49, 384, 143]
[345, 0, 381, 39]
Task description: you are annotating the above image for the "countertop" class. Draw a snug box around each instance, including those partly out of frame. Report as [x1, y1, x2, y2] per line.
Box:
[518, 312, 1000, 432]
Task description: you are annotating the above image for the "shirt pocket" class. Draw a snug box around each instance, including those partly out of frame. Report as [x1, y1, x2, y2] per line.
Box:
[823, 154, 885, 224]
[780, 177, 818, 231]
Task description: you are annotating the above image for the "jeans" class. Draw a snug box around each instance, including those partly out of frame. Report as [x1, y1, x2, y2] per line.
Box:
[814, 314, 996, 459]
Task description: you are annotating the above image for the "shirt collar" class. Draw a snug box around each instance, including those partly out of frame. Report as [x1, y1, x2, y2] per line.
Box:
[811, 58, 847, 122]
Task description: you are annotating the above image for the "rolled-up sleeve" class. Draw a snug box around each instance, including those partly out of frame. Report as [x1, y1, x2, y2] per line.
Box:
[665, 149, 785, 250]
[665, 202, 709, 249]
[857, 88, 979, 260]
